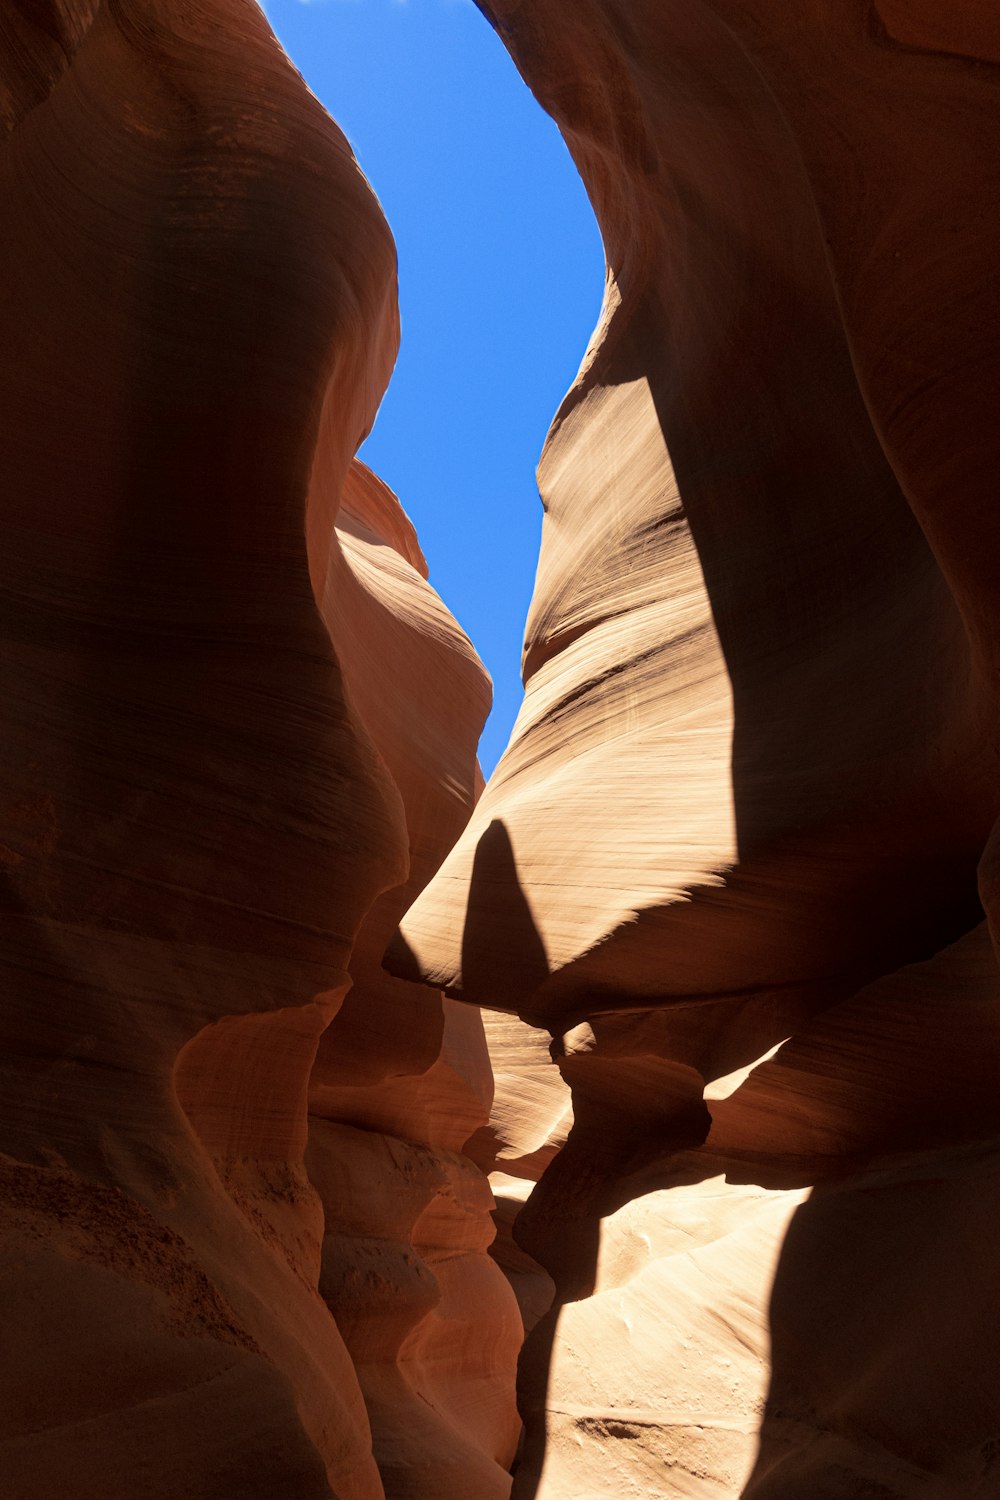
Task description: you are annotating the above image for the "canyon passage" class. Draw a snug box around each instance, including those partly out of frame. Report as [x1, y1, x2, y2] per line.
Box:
[2, 2, 1000, 1497]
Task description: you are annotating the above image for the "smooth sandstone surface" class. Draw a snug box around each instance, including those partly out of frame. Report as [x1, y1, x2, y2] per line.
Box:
[5, 1, 1000, 1498]
[0, 3, 515, 1496]
[397, 0, 993, 1023]
[311, 457, 521, 1498]
[390, 2, 1000, 1496]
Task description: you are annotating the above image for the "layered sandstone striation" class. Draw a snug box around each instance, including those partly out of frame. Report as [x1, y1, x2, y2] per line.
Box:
[392, 2, 1000, 1495]
[310, 460, 521, 1498]
[0, 3, 515, 1496]
[6, 0, 1000, 1496]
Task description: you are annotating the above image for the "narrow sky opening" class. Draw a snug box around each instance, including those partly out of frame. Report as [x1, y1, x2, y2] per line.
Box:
[260, 0, 604, 774]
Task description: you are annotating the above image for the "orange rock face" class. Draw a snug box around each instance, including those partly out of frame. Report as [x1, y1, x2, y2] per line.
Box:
[0, 3, 516, 1496]
[309, 459, 521, 1498]
[6, 1, 1000, 1498]
[392, 2, 1000, 1495]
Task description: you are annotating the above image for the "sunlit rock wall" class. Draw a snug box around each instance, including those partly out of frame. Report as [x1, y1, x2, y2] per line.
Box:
[0, 3, 516, 1497]
[394, 2, 1000, 1496]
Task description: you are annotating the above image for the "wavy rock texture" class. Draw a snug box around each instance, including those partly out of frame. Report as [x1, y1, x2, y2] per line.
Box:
[7, 0, 1000, 1496]
[392, 2, 1000, 1495]
[310, 460, 521, 1498]
[0, 4, 515, 1497]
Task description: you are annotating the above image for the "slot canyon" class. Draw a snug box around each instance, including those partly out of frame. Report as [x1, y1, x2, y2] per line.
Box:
[2, 2, 1000, 1497]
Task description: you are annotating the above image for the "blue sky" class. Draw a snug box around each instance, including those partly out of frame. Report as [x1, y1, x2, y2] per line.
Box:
[261, 0, 604, 773]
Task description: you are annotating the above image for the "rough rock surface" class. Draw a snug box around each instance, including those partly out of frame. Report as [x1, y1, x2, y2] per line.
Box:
[0, 3, 516, 1497]
[392, 2, 1000, 1496]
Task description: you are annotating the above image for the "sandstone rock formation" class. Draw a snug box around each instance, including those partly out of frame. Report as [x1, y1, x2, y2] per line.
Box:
[0, 3, 516, 1496]
[310, 460, 521, 1498]
[391, 1, 1000, 1494]
[6, 0, 1000, 1497]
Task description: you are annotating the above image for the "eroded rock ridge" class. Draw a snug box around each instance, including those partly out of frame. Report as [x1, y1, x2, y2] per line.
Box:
[0, 4, 516, 1497]
[3, 1, 1000, 1498]
[396, 1, 1000, 1495]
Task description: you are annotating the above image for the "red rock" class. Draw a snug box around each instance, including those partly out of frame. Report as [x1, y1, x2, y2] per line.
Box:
[0, 3, 515, 1496]
[310, 457, 521, 1495]
[7, 1, 1000, 1496]
[390, 3, 1000, 1494]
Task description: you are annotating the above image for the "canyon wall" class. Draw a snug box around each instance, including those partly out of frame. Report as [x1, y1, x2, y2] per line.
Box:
[0, 3, 516, 1496]
[394, 2, 1000, 1495]
[4, 1, 1000, 1498]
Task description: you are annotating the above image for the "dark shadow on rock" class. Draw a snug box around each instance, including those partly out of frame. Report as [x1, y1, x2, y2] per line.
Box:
[461, 822, 556, 1487]
[389, 823, 559, 1488]
[469, 2, 992, 1491]
[460, 819, 551, 1007]
[741, 1143, 1000, 1497]
[380, 925, 423, 985]
[509, 1302, 560, 1500]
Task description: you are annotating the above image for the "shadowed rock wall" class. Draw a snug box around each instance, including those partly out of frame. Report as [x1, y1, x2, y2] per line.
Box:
[5, 1, 1000, 1497]
[0, 3, 516, 1496]
[392, 2, 1000, 1495]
